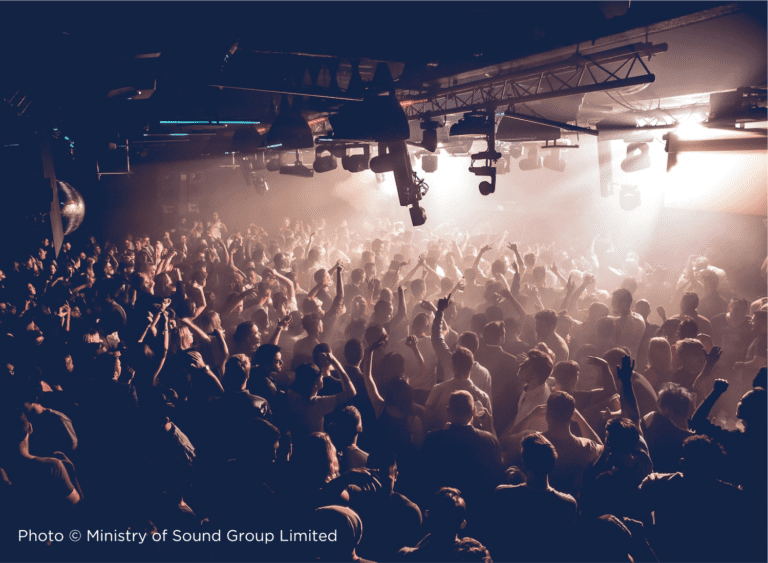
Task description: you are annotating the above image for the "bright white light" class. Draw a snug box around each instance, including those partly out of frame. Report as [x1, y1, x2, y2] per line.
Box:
[674, 121, 707, 140]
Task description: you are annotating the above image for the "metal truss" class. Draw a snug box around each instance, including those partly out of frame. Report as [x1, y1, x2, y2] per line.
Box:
[400, 42, 668, 121]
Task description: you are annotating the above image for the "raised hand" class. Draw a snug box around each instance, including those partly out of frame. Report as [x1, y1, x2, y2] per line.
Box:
[405, 335, 419, 349]
[583, 273, 596, 287]
[616, 355, 635, 382]
[507, 242, 518, 253]
[277, 315, 293, 330]
[565, 275, 575, 294]
[188, 351, 206, 370]
[705, 346, 722, 367]
[550, 263, 559, 275]
[656, 306, 667, 321]
[368, 335, 388, 352]
[480, 244, 493, 254]
[437, 293, 452, 312]
[713, 379, 729, 395]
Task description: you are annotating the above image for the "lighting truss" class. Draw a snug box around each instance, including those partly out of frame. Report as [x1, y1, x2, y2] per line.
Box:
[399, 42, 668, 121]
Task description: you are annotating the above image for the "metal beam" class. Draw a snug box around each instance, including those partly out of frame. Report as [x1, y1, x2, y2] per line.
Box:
[401, 43, 665, 122]
[504, 112, 598, 136]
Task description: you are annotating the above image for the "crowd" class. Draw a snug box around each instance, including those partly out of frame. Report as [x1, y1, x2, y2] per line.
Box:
[0, 210, 765, 562]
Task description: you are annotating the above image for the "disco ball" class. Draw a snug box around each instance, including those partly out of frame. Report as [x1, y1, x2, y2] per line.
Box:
[57, 180, 85, 235]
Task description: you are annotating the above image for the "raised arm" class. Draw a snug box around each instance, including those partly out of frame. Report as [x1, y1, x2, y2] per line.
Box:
[690, 379, 729, 431]
[507, 242, 524, 273]
[389, 285, 408, 330]
[473, 244, 493, 271]
[616, 355, 642, 430]
[326, 352, 356, 405]
[267, 314, 292, 346]
[431, 295, 453, 373]
[363, 338, 387, 417]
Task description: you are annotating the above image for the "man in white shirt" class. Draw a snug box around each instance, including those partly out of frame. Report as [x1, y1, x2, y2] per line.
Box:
[425, 347, 491, 431]
[510, 349, 554, 433]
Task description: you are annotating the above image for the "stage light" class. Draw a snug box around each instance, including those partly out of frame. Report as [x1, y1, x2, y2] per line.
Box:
[422, 154, 438, 173]
[341, 145, 370, 172]
[313, 147, 338, 173]
[419, 120, 440, 152]
[280, 151, 314, 177]
[619, 185, 641, 211]
[621, 142, 651, 172]
[375, 173, 387, 184]
[328, 93, 410, 142]
[265, 96, 314, 150]
[230, 128, 264, 154]
[519, 146, 543, 170]
[543, 148, 566, 172]
[373, 141, 429, 227]
[510, 144, 523, 159]
[253, 175, 269, 195]
[495, 154, 510, 175]
[450, 112, 493, 137]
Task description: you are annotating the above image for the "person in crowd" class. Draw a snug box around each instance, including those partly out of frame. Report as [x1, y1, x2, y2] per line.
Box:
[0, 208, 764, 563]
[398, 487, 492, 562]
[490, 433, 577, 562]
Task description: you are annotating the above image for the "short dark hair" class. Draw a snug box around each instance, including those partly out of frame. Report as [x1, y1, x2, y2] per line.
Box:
[312, 343, 331, 367]
[457, 331, 480, 354]
[546, 390, 576, 426]
[678, 318, 699, 339]
[452, 347, 474, 377]
[535, 309, 558, 333]
[521, 433, 557, 476]
[553, 361, 579, 390]
[482, 321, 504, 345]
[658, 382, 694, 418]
[605, 418, 640, 455]
[611, 288, 633, 309]
[328, 406, 362, 448]
[224, 354, 250, 391]
[290, 364, 322, 399]
[302, 313, 322, 334]
[526, 349, 554, 384]
[681, 292, 699, 311]
[428, 488, 467, 531]
[344, 339, 364, 366]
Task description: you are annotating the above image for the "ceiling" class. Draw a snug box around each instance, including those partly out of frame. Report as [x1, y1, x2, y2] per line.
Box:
[0, 1, 766, 167]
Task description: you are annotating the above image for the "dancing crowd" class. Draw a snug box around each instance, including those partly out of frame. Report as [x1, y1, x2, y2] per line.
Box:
[0, 210, 765, 562]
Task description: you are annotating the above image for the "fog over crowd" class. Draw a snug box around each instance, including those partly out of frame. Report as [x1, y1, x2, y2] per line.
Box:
[0, 204, 765, 563]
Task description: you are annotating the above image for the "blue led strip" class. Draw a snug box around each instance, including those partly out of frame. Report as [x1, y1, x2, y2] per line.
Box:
[159, 120, 261, 125]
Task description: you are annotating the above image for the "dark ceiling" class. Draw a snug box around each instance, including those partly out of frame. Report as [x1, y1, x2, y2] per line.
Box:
[0, 2, 764, 167]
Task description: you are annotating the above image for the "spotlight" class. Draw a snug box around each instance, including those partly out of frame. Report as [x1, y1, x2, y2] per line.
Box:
[421, 154, 438, 173]
[375, 173, 387, 184]
[449, 112, 493, 137]
[328, 93, 410, 142]
[253, 175, 269, 195]
[495, 154, 510, 175]
[619, 185, 641, 211]
[621, 142, 651, 172]
[543, 148, 566, 172]
[230, 128, 264, 154]
[409, 204, 427, 227]
[519, 146, 542, 171]
[372, 141, 429, 226]
[510, 144, 523, 159]
[265, 96, 314, 150]
[341, 145, 370, 172]
[313, 147, 338, 173]
[419, 120, 441, 152]
[280, 151, 314, 177]
[479, 180, 494, 196]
